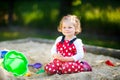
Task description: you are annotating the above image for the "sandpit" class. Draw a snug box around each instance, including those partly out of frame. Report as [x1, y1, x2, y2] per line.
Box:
[0, 38, 120, 80]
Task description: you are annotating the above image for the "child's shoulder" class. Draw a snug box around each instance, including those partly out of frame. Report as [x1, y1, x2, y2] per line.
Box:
[76, 38, 82, 42]
[74, 38, 83, 45]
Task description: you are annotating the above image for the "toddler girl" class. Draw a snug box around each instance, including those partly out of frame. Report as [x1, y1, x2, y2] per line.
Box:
[44, 15, 92, 75]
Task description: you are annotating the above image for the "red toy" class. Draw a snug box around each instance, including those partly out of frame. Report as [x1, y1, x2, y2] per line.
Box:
[105, 60, 115, 66]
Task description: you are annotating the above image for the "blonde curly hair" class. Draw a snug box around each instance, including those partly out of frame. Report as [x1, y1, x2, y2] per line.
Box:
[58, 14, 81, 35]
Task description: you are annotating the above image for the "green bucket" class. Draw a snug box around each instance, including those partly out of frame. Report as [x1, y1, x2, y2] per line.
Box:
[3, 50, 28, 76]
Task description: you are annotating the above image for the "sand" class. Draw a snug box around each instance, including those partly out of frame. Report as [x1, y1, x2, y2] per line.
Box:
[0, 38, 120, 80]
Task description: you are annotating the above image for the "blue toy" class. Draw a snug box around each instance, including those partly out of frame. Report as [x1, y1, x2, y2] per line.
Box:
[0, 50, 8, 58]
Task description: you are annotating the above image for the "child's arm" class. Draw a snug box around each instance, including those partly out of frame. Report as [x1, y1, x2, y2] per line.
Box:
[72, 39, 84, 61]
[51, 36, 62, 57]
[53, 53, 74, 62]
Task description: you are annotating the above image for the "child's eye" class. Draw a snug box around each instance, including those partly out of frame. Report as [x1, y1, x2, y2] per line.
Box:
[68, 26, 72, 28]
[63, 27, 66, 29]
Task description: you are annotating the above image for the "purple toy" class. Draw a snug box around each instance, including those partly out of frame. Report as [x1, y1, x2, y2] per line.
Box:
[28, 63, 42, 69]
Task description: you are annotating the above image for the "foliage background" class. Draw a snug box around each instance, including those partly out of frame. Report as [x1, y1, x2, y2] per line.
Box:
[0, 0, 120, 49]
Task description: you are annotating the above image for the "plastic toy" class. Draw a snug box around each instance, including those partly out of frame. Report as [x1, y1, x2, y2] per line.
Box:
[105, 60, 115, 66]
[3, 50, 28, 76]
[24, 72, 32, 77]
[36, 69, 45, 74]
[28, 63, 42, 69]
[0, 50, 8, 58]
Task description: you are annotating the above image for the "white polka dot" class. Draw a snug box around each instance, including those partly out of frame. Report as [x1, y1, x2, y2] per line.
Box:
[69, 62, 72, 65]
[81, 68, 84, 71]
[67, 44, 69, 46]
[68, 69, 71, 72]
[65, 63, 67, 65]
[80, 63, 83, 65]
[72, 66, 75, 68]
[49, 68, 52, 71]
[63, 67, 65, 69]
[66, 65, 69, 68]
[75, 69, 78, 71]
[60, 48, 63, 50]
[57, 63, 59, 66]
[52, 65, 55, 67]
[73, 46, 75, 48]
[53, 69, 55, 71]
[73, 63, 77, 66]
[59, 67, 62, 70]
[69, 48, 72, 50]
[68, 53, 71, 55]
[66, 50, 68, 52]
[46, 66, 48, 69]
[64, 47, 66, 49]
[78, 66, 80, 68]
[73, 63, 76, 65]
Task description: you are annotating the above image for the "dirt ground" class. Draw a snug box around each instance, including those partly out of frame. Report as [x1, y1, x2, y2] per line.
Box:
[0, 38, 120, 80]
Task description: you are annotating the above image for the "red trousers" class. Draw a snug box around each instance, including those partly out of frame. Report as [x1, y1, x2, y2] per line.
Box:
[44, 59, 86, 75]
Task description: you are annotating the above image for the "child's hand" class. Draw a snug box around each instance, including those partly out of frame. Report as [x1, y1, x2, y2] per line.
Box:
[53, 53, 74, 62]
[53, 53, 63, 60]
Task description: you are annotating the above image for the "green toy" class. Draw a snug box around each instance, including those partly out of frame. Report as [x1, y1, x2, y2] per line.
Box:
[36, 69, 45, 74]
[3, 50, 28, 76]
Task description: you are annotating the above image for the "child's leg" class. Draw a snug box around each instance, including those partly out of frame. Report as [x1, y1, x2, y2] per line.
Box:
[44, 62, 58, 75]
[61, 61, 84, 74]
[44, 59, 63, 75]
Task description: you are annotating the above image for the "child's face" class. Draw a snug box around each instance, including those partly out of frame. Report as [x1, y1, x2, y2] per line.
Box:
[61, 21, 75, 37]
